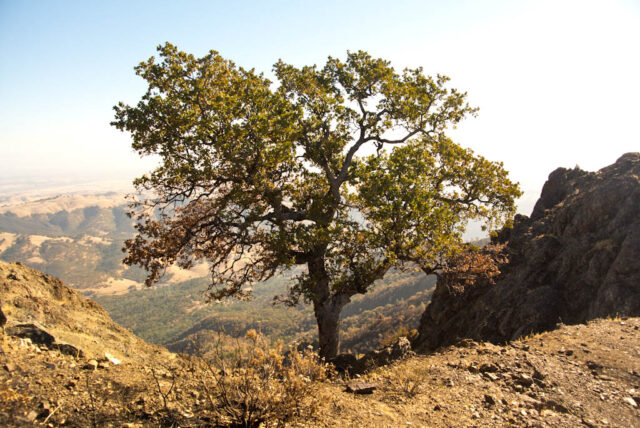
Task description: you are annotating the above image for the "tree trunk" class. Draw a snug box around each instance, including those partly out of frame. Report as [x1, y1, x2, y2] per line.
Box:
[314, 296, 348, 360]
[308, 255, 351, 360]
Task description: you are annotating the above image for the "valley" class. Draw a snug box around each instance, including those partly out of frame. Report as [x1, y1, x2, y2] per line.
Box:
[0, 189, 436, 354]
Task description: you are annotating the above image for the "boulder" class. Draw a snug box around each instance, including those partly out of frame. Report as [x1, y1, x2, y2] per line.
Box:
[415, 153, 640, 352]
[7, 323, 55, 347]
[7, 323, 83, 357]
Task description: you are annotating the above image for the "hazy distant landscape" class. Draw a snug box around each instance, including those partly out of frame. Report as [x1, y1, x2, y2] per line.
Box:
[0, 187, 435, 353]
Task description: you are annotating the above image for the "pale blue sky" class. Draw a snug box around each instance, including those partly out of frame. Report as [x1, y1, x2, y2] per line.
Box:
[1, 0, 639, 214]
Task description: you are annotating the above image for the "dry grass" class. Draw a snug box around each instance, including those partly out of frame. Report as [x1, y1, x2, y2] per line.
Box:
[196, 330, 333, 427]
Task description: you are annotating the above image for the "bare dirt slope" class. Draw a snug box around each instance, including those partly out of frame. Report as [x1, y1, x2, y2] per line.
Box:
[0, 261, 168, 362]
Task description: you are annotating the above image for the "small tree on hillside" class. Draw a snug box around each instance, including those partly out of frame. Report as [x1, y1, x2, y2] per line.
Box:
[112, 43, 521, 359]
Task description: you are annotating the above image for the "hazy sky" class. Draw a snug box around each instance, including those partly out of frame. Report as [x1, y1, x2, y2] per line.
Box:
[1, 0, 639, 214]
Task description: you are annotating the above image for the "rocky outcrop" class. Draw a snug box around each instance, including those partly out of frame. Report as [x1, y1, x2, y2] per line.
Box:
[415, 153, 640, 352]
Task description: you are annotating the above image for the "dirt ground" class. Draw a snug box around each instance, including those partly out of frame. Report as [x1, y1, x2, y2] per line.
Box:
[2, 317, 639, 427]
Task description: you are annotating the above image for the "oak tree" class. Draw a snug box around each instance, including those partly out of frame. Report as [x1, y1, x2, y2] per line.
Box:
[113, 43, 521, 359]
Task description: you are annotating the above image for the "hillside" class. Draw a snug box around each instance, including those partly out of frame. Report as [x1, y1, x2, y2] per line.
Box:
[1, 261, 638, 427]
[0, 261, 168, 363]
[0, 192, 141, 293]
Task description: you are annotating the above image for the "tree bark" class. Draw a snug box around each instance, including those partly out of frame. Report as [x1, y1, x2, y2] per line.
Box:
[308, 254, 351, 360]
[314, 294, 350, 360]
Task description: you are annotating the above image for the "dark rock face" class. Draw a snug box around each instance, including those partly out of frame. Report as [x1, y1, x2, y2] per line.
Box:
[7, 323, 56, 347]
[415, 153, 640, 352]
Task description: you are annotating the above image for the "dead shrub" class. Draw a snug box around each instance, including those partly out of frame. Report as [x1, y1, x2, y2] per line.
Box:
[199, 329, 332, 427]
[385, 365, 430, 399]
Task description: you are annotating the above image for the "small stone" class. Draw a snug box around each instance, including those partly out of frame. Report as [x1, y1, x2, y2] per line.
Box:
[3, 362, 15, 372]
[582, 418, 597, 427]
[623, 397, 638, 408]
[446, 379, 454, 387]
[516, 374, 534, 387]
[520, 395, 541, 408]
[56, 342, 83, 357]
[84, 360, 98, 371]
[98, 361, 109, 369]
[38, 401, 51, 417]
[532, 367, 546, 380]
[44, 362, 56, 370]
[26, 410, 39, 421]
[597, 375, 615, 381]
[345, 381, 377, 394]
[483, 372, 499, 381]
[105, 352, 121, 365]
[479, 363, 499, 373]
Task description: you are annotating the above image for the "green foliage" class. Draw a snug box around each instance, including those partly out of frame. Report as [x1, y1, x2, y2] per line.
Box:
[113, 43, 521, 357]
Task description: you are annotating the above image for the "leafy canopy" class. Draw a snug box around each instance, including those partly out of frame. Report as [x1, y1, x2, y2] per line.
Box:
[113, 43, 521, 305]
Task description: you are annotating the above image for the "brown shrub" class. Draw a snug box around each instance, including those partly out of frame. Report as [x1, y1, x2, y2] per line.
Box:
[199, 330, 333, 427]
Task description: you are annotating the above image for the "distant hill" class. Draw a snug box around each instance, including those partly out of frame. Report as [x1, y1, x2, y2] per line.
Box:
[0, 191, 212, 295]
[0, 192, 138, 292]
